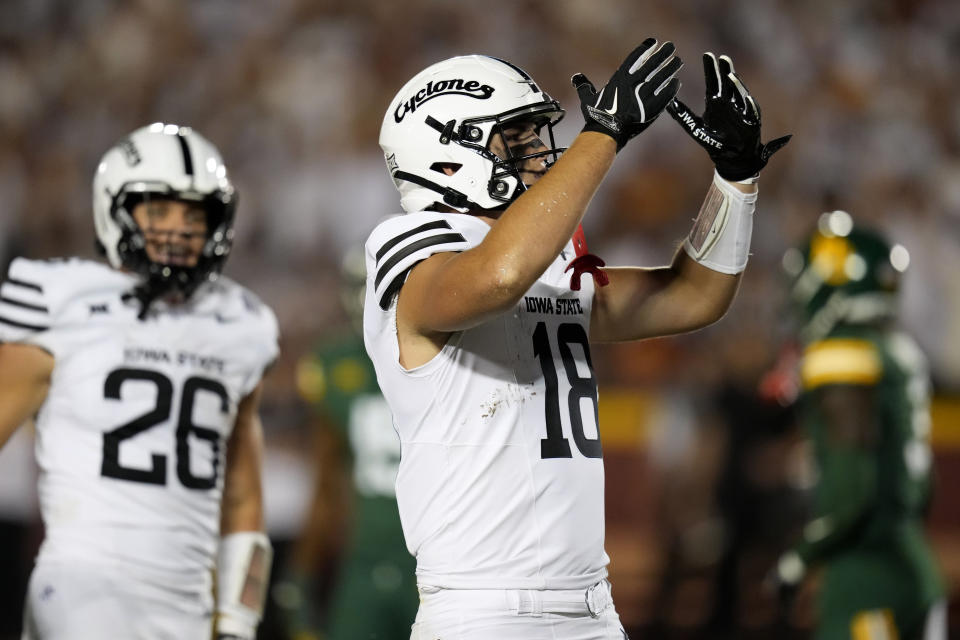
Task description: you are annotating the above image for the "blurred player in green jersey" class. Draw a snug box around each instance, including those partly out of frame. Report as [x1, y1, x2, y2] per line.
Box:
[283, 249, 416, 640]
[769, 211, 946, 640]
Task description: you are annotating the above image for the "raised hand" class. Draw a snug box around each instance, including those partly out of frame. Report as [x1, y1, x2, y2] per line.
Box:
[668, 52, 790, 180]
[572, 38, 682, 151]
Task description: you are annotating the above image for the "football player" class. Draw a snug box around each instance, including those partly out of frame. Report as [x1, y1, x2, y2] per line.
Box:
[0, 123, 277, 640]
[365, 42, 789, 638]
[768, 211, 946, 640]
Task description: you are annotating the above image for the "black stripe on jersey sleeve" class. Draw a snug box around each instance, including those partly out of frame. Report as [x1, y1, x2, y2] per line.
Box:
[0, 314, 48, 331]
[5, 277, 43, 293]
[0, 296, 48, 313]
[375, 220, 452, 264]
[373, 233, 466, 289]
[379, 269, 414, 310]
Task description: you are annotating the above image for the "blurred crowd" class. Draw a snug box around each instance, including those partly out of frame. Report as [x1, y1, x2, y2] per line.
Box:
[0, 0, 957, 637]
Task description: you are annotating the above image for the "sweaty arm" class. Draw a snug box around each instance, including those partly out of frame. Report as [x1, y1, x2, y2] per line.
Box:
[399, 132, 616, 339]
[217, 381, 272, 640]
[590, 178, 756, 343]
[793, 384, 879, 566]
[0, 343, 54, 450]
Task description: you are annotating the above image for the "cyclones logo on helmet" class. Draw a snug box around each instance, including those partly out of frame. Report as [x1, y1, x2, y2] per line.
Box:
[380, 55, 565, 213]
[394, 79, 496, 123]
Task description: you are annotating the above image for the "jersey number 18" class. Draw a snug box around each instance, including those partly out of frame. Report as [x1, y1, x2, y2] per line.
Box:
[532, 322, 602, 459]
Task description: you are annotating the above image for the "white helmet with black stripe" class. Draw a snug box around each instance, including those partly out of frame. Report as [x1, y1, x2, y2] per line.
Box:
[92, 123, 237, 309]
[379, 55, 564, 213]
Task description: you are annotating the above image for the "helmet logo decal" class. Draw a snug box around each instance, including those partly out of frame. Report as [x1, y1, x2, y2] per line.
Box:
[119, 138, 141, 166]
[385, 152, 399, 174]
[385, 153, 401, 187]
[810, 234, 854, 286]
[394, 79, 495, 123]
[176, 133, 195, 177]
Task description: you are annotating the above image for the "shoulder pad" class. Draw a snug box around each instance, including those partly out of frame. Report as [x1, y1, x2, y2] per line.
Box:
[200, 278, 280, 396]
[801, 338, 883, 390]
[200, 278, 278, 329]
[0, 258, 60, 341]
[230, 279, 279, 343]
[366, 212, 489, 310]
[1, 257, 134, 351]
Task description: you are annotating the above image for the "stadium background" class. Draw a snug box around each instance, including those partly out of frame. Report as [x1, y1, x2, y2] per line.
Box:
[0, 0, 957, 637]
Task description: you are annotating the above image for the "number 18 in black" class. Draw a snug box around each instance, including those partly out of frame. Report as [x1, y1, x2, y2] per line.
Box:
[532, 321, 602, 459]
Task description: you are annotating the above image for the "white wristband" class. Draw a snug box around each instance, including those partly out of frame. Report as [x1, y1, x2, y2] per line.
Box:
[216, 531, 273, 639]
[683, 170, 758, 274]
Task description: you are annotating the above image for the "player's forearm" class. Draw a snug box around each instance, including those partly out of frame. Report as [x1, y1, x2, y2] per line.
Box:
[664, 251, 742, 329]
[660, 175, 755, 326]
[478, 132, 615, 296]
[592, 255, 740, 342]
[221, 490, 264, 534]
[220, 443, 265, 534]
[221, 388, 266, 534]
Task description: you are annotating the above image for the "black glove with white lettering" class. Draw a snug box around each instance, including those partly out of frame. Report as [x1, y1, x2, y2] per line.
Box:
[572, 38, 682, 151]
[667, 53, 791, 180]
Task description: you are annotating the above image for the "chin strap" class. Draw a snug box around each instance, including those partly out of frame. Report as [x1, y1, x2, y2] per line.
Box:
[565, 224, 609, 291]
[393, 170, 473, 210]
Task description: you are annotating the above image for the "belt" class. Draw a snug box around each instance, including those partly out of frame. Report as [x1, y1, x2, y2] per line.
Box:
[417, 579, 613, 618]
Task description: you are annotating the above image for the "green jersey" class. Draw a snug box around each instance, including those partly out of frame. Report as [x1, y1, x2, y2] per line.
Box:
[797, 326, 944, 639]
[297, 332, 417, 639]
[298, 331, 409, 558]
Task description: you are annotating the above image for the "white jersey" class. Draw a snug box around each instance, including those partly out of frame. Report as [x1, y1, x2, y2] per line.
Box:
[0, 258, 278, 603]
[363, 211, 608, 590]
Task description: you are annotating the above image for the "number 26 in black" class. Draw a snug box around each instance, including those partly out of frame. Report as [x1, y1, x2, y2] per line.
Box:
[101, 368, 228, 489]
[532, 322, 602, 459]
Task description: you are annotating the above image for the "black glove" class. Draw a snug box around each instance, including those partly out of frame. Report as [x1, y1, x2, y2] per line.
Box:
[572, 38, 682, 151]
[667, 52, 791, 180]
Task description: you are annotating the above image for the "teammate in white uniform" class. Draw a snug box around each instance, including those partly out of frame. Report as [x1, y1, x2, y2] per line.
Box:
[365, 44, 790, 638]
[0, 124, 276, 640]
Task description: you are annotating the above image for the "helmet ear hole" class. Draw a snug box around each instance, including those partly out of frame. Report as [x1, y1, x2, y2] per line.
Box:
[430, 162, 462, 176]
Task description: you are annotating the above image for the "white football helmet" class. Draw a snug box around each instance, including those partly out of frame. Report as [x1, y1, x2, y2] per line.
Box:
[92, 123, 237, 307]
[379, 55, 564, 213]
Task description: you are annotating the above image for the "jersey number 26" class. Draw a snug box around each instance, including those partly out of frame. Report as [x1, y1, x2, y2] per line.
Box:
[100, 367, 228, 490]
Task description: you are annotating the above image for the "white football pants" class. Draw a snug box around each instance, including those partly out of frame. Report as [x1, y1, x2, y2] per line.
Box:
[411, 579, 630, 640]
[21, 560, 213, 640]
